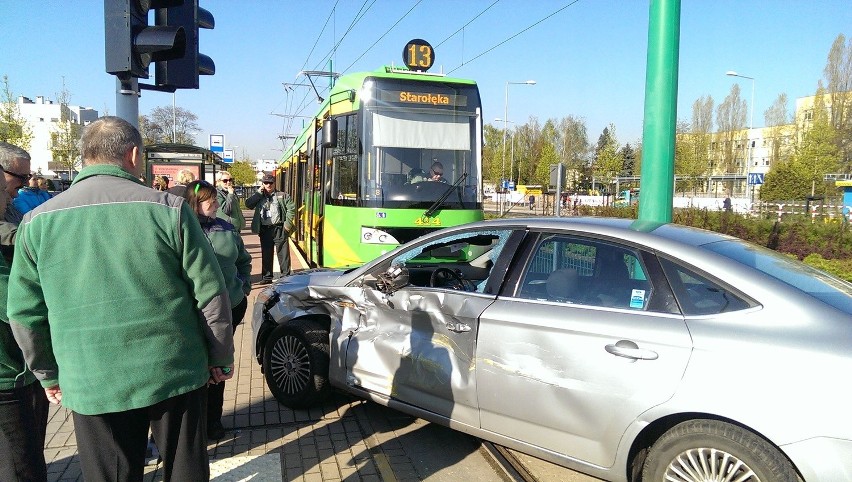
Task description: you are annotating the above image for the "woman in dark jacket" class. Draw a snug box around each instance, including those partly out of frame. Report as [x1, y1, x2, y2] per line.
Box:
[186, 180, 252, 439]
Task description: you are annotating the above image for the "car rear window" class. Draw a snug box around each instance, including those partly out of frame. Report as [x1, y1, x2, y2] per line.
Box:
[703, 239, 852, 314]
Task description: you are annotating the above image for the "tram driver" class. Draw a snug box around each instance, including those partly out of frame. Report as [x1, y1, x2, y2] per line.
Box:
[429, 161, 447, 183]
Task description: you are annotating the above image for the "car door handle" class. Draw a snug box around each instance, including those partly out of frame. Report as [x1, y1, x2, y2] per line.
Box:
[605, 340, 659, 360]
[446, 322, 471, 333]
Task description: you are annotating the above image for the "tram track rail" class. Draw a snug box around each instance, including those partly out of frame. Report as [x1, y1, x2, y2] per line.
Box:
[480, 441, 540, 482]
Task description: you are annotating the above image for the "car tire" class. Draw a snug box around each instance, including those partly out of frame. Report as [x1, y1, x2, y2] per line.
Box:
[642, 419, 798, 482]
[262, 319, 331, 408]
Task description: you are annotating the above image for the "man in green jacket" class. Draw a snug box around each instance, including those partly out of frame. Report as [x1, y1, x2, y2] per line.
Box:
[0, 164, 49, 482]
[8, 117, 234, 482]
[245, 174, 296, 283]
[215, 170, 245, 232]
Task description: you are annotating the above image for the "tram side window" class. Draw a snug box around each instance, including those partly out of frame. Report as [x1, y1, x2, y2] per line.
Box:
[331, 114, 359, 204]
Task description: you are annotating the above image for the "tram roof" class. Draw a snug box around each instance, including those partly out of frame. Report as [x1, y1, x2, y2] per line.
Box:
[276, 67, 478, 166]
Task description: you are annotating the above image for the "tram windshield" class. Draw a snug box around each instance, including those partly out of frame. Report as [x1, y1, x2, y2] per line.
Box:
[359, 79, 482, 209]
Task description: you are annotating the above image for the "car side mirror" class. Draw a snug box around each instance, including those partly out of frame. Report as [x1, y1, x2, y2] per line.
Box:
[376, 264, 409, 294]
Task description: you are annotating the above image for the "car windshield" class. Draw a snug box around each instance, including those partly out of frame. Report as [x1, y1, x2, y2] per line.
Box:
[703, 239, 852, 314]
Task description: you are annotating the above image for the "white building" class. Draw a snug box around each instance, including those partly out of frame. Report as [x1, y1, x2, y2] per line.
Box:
[16, 95, 99, 178]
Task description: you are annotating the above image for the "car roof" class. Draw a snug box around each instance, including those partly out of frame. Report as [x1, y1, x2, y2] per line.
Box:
[468, 217, 736, 248]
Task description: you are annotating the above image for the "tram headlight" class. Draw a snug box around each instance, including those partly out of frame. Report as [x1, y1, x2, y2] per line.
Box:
[361, 227, 399, 245]
[360, 80, 374, 102]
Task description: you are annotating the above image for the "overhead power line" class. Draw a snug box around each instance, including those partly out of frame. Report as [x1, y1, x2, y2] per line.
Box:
[447, 0, 580, 75]
[342, 0, 423, 74]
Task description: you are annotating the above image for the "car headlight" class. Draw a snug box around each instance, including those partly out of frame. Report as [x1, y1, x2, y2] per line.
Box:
[255, 286, 276, 305]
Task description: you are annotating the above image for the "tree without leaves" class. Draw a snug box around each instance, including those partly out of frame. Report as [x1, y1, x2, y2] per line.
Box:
[715, 83, 748, 176]
[822, 34, 852, 170]
[764, 93, 793, 167]
[691, 95, 714, 134]
[139, 105, 200, 145]
[0, 75, 33, 149]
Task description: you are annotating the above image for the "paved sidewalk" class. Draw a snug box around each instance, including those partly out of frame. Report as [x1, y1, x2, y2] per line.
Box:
[44, 213, 478, 482]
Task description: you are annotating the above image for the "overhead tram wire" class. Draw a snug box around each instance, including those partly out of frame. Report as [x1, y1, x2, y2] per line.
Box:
[274, 0, 371, 141]
[309, 0, 376, 73]
[447, 0, 580, 75]
[297, 0, 342, 75]
[341, 0, 423, 74]
[434, 0, 500, 50]
[270, 0, 338, 141]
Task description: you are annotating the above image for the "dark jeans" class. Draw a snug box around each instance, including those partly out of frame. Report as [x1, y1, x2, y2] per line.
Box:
[259, 224, 290, 280]
[0, 381, 49, 481]
[207, 297, 247, 426]
[73, 386, 208, 482]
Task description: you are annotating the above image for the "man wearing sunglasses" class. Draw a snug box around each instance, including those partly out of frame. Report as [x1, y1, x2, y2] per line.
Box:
[215, 171, 245, 232]
[245, 174, 296, 284]
[0, 142, 32, 259]
[0, 155, 50, 481]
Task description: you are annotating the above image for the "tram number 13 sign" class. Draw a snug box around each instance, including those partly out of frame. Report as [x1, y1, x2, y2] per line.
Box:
[403, 39, 434, 72]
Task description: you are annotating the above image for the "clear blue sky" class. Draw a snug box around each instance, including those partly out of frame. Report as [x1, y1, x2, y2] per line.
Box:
[2, 1, 850, 161]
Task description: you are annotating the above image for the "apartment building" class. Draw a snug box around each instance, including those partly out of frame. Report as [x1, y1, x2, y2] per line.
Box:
[15, 95, 99, 178]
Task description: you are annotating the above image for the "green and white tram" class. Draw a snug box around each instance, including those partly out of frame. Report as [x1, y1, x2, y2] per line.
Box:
[275, 41, 484, 268]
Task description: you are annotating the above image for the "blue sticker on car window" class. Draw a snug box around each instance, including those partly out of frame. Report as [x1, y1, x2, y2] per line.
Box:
[630, 289, 645, 309]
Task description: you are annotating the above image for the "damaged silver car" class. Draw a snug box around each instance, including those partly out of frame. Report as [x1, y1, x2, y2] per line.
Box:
[251, 217, 852, 482]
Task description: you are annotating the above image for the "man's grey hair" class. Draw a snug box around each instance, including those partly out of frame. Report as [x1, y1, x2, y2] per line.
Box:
[80, 116, 143, 167]
[0, 141, 31, 171]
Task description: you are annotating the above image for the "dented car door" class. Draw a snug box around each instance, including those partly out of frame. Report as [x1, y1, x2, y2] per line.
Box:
[343, 284, 489, 427]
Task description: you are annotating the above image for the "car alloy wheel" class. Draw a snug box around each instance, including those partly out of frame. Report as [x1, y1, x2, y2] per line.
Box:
[262, 319, 330, 408]
[642, 420, 798, 482]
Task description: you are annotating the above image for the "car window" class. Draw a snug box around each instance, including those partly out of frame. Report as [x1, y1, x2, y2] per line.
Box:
[702, 239, 852, 315]
[389, 229, 514, 292]
[658, 257, 752, 316]
[518, 235, 652, 310]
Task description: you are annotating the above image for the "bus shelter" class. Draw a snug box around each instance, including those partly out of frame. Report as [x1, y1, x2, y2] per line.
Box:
[144, 143, 226, 188]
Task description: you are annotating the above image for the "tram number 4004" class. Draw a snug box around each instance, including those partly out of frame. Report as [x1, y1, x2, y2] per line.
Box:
[414, 216, 442, 227]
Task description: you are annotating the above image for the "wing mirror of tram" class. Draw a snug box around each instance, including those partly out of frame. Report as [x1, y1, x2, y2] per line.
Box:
[376, 264, 409, 294]
[322, 118, 338, 148]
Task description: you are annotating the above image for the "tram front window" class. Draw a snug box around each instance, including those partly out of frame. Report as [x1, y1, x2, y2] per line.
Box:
[362, 111, 480, 207]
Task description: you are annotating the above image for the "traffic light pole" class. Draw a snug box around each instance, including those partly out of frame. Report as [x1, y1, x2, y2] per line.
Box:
[116, 77, 140, 129]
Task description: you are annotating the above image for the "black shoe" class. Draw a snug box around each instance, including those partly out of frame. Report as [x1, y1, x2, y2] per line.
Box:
[255, 279, 272, 286]
[208, 421, 226, 440]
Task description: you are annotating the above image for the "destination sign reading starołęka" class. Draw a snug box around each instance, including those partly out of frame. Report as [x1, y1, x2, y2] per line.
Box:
[379, 90, 467, 107]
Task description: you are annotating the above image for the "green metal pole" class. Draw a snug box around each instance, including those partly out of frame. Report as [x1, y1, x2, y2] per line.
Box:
[637, 0, 680, 223]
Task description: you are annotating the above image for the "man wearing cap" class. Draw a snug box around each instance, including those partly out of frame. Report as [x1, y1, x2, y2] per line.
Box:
[245, 174, 296, 284]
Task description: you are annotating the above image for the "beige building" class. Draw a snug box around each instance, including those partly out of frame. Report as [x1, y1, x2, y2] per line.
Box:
[14, 95, 99, 178]
[702, 91, 849, 197]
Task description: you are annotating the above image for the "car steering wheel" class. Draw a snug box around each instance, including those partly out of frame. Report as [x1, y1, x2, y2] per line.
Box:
[430, 267, 466, 290]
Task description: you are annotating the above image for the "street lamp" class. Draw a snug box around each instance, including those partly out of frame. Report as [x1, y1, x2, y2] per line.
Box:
[726, 70, 755, 199]
[496, 118, 518, 185]
[502, 80, 536, 185]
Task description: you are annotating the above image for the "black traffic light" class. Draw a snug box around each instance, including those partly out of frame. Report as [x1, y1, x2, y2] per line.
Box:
[104, 0, 186, 79]
[155, 1, 215, 90]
